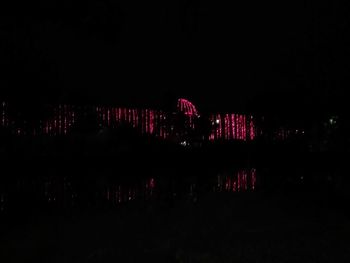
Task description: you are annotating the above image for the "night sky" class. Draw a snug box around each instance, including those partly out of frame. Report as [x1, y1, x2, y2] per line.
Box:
[1, 0, 349, 114]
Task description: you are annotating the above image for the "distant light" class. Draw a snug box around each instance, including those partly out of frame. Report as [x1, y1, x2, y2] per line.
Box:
[216, 119, 220, 124]
[180, 141, 187, 147]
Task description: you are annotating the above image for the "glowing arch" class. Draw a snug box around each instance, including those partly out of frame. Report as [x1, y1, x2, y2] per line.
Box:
[177, 98, 198, 116]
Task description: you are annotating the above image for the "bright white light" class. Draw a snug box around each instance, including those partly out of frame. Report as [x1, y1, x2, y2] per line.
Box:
[216, 119, 220, 124]
[329, 118, 336, 125]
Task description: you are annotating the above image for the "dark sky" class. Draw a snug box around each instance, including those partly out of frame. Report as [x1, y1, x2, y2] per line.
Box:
[1, 0, 349, 115]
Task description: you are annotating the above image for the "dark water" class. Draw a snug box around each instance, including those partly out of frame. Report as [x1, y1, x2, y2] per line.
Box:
[0, 168, 257, 215]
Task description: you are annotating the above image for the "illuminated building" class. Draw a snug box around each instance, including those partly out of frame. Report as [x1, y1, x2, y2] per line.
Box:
[0, 98, 258, 144]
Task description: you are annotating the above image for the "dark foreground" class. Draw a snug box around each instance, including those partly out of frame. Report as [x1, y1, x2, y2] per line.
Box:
[1, 191, 349, 263]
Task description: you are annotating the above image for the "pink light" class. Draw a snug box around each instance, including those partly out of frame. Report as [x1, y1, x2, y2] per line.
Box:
[231, 115, 234, 139]
[177, 98, 198, 116]
[226, 116, 229, 140]
[128, 109, 132, 123]
[159, 112, 163, 138]
[59, 105, 62, 134]
[231, 114, 235, 139]
[225, 177, 231, 191]
[233, 181, 237, 192]
[237, 115, 240, 140]
[243, 115, 247, 141]
[249, 116, 255, 140]
[217, 114, 220, 139]
[241, 115, 244, 140]
[150, 110, 154, 134]
[238, 115, 242, 140]
[141, 110, 144, 134]
[102, 107, 105, 124]
[145, 109, 149, 134]
[226, 114, 232, 139]
[239, 115, 243, 140]
[114, 108, 118, 122]
[1, 100, 259, 140]
[63, 105, 67, 134]
[107, 109, 111, 126]
[154, 111, 159, 136]
[150, 178, 155, 189]
[64, 118, 67, 134]
[214, 114, 219, 139]
[118, 108, 121, 121]
[237, 171, 241, 191]
[136, 109, 139, 128]
[54, 119, 57, 131]
[219, 114, 222, 139]
[132, 109, 136, 128]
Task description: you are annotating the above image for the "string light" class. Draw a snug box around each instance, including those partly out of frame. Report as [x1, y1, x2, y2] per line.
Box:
[0, 100, 261, 142]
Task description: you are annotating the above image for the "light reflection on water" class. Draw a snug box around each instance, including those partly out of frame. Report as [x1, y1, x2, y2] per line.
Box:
[215, 168, 257, 193]
[105, 177, 155, 205]
[0, 169, 257, 214]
